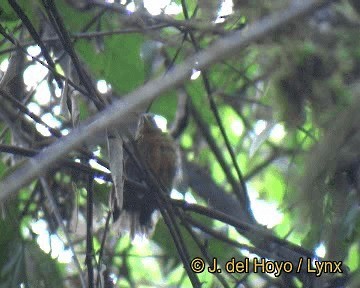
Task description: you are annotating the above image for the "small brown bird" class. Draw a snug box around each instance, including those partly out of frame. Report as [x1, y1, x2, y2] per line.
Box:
[113, 113, 178, 238]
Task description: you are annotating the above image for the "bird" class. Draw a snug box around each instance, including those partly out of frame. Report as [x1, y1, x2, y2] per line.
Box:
[113, 113, 178, 238]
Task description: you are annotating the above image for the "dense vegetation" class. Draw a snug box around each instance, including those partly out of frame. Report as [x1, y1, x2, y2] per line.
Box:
[0, 0, 360, 287]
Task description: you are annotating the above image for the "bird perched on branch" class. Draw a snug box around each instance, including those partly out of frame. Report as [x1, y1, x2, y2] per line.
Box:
[113, 113, 178, 238]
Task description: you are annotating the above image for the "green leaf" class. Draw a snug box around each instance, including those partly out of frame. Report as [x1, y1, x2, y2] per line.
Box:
[0, 241, 25, 288]
[0, 2, 18, 22]
[0, 226, 63, 288]
[149, 91, 177, 122]
[24, 241, 64, 288]
[0, 202, 21, 271]
[253, 167, 285, 202]
[152, 219, 199, 274]
[346, 244, 359, 271]
[0, 0, 40, 28]
[52, 0, 95, 31]
[76, 35, 144, 94]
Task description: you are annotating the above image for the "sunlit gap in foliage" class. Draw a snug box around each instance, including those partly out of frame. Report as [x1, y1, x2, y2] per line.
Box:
[37, 113, 61, 137]
[27, 102, 40, 115]
[230, 119, 244, 136]
[130, 225, 163, 269]
[30, 219, 73, 263]
[315, 242, 326, 258]
[131, 232, 150, 246]
[271, 124, 286, 142]
[191, 69, 201, 80]
[170, 189, 183, 200]
[91, 146, 111, 184]
[0, 58, 9, 72]
[34, 123, 50, 137]
[171, 189, 197, 204]
[249, 187, 283, 228]
[124, 0, 182, 15]
[22, 46, 65, 137]
[253, 120, 268, 136]
[250, 121, 285, 227]
[153, 114, 167, 132]
[97, 79, 111, 94]
[52, 105, 61, 117]
[24, 66, 49, 97]
[122, 237, 163, 282]
[27, 45, 41, 58]
[24, 45, 47, 90]
[62, 128, 70, 136]
[215, 0, 234, 23]
[254, 120, 286, 141]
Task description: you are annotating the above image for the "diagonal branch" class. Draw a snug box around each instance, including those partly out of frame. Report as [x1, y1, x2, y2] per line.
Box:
[0, 0, 335, 203]
[41, 0, 105, 109]
[180, 0, 252, 220]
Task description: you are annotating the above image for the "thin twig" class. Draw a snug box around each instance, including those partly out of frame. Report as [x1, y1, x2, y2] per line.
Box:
[172, 199, 317, 260]
[96, 210, 112, 288]
[0, 25, 90, 97]
[180, 213, 231, 287]
[7, 0, 62, 88]
[39, 177, 86, 287]
[0, 144, 112, 182]
[180, 0, 253, 221]
[187, 98, 255, 223]
[41, 0, 105, 109]
[86, 175, 94, 288]
[89, 0, 227, 35]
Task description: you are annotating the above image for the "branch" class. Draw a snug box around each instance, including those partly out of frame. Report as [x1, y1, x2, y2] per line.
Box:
[86, 176, 94, 288]
[41, 0, 105, 109]
[0, 0, 334, 202]
[7, 0, 63, 88]
[185, 161, 254, 224]
[180, 0, 252, 221]
[39, 177, 86, 287]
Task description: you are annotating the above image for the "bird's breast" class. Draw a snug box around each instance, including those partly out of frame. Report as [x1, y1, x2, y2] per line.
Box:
[137, 135, 177, 191]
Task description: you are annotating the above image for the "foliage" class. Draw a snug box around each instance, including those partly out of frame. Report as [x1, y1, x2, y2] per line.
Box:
[1, 0, 360, 287]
